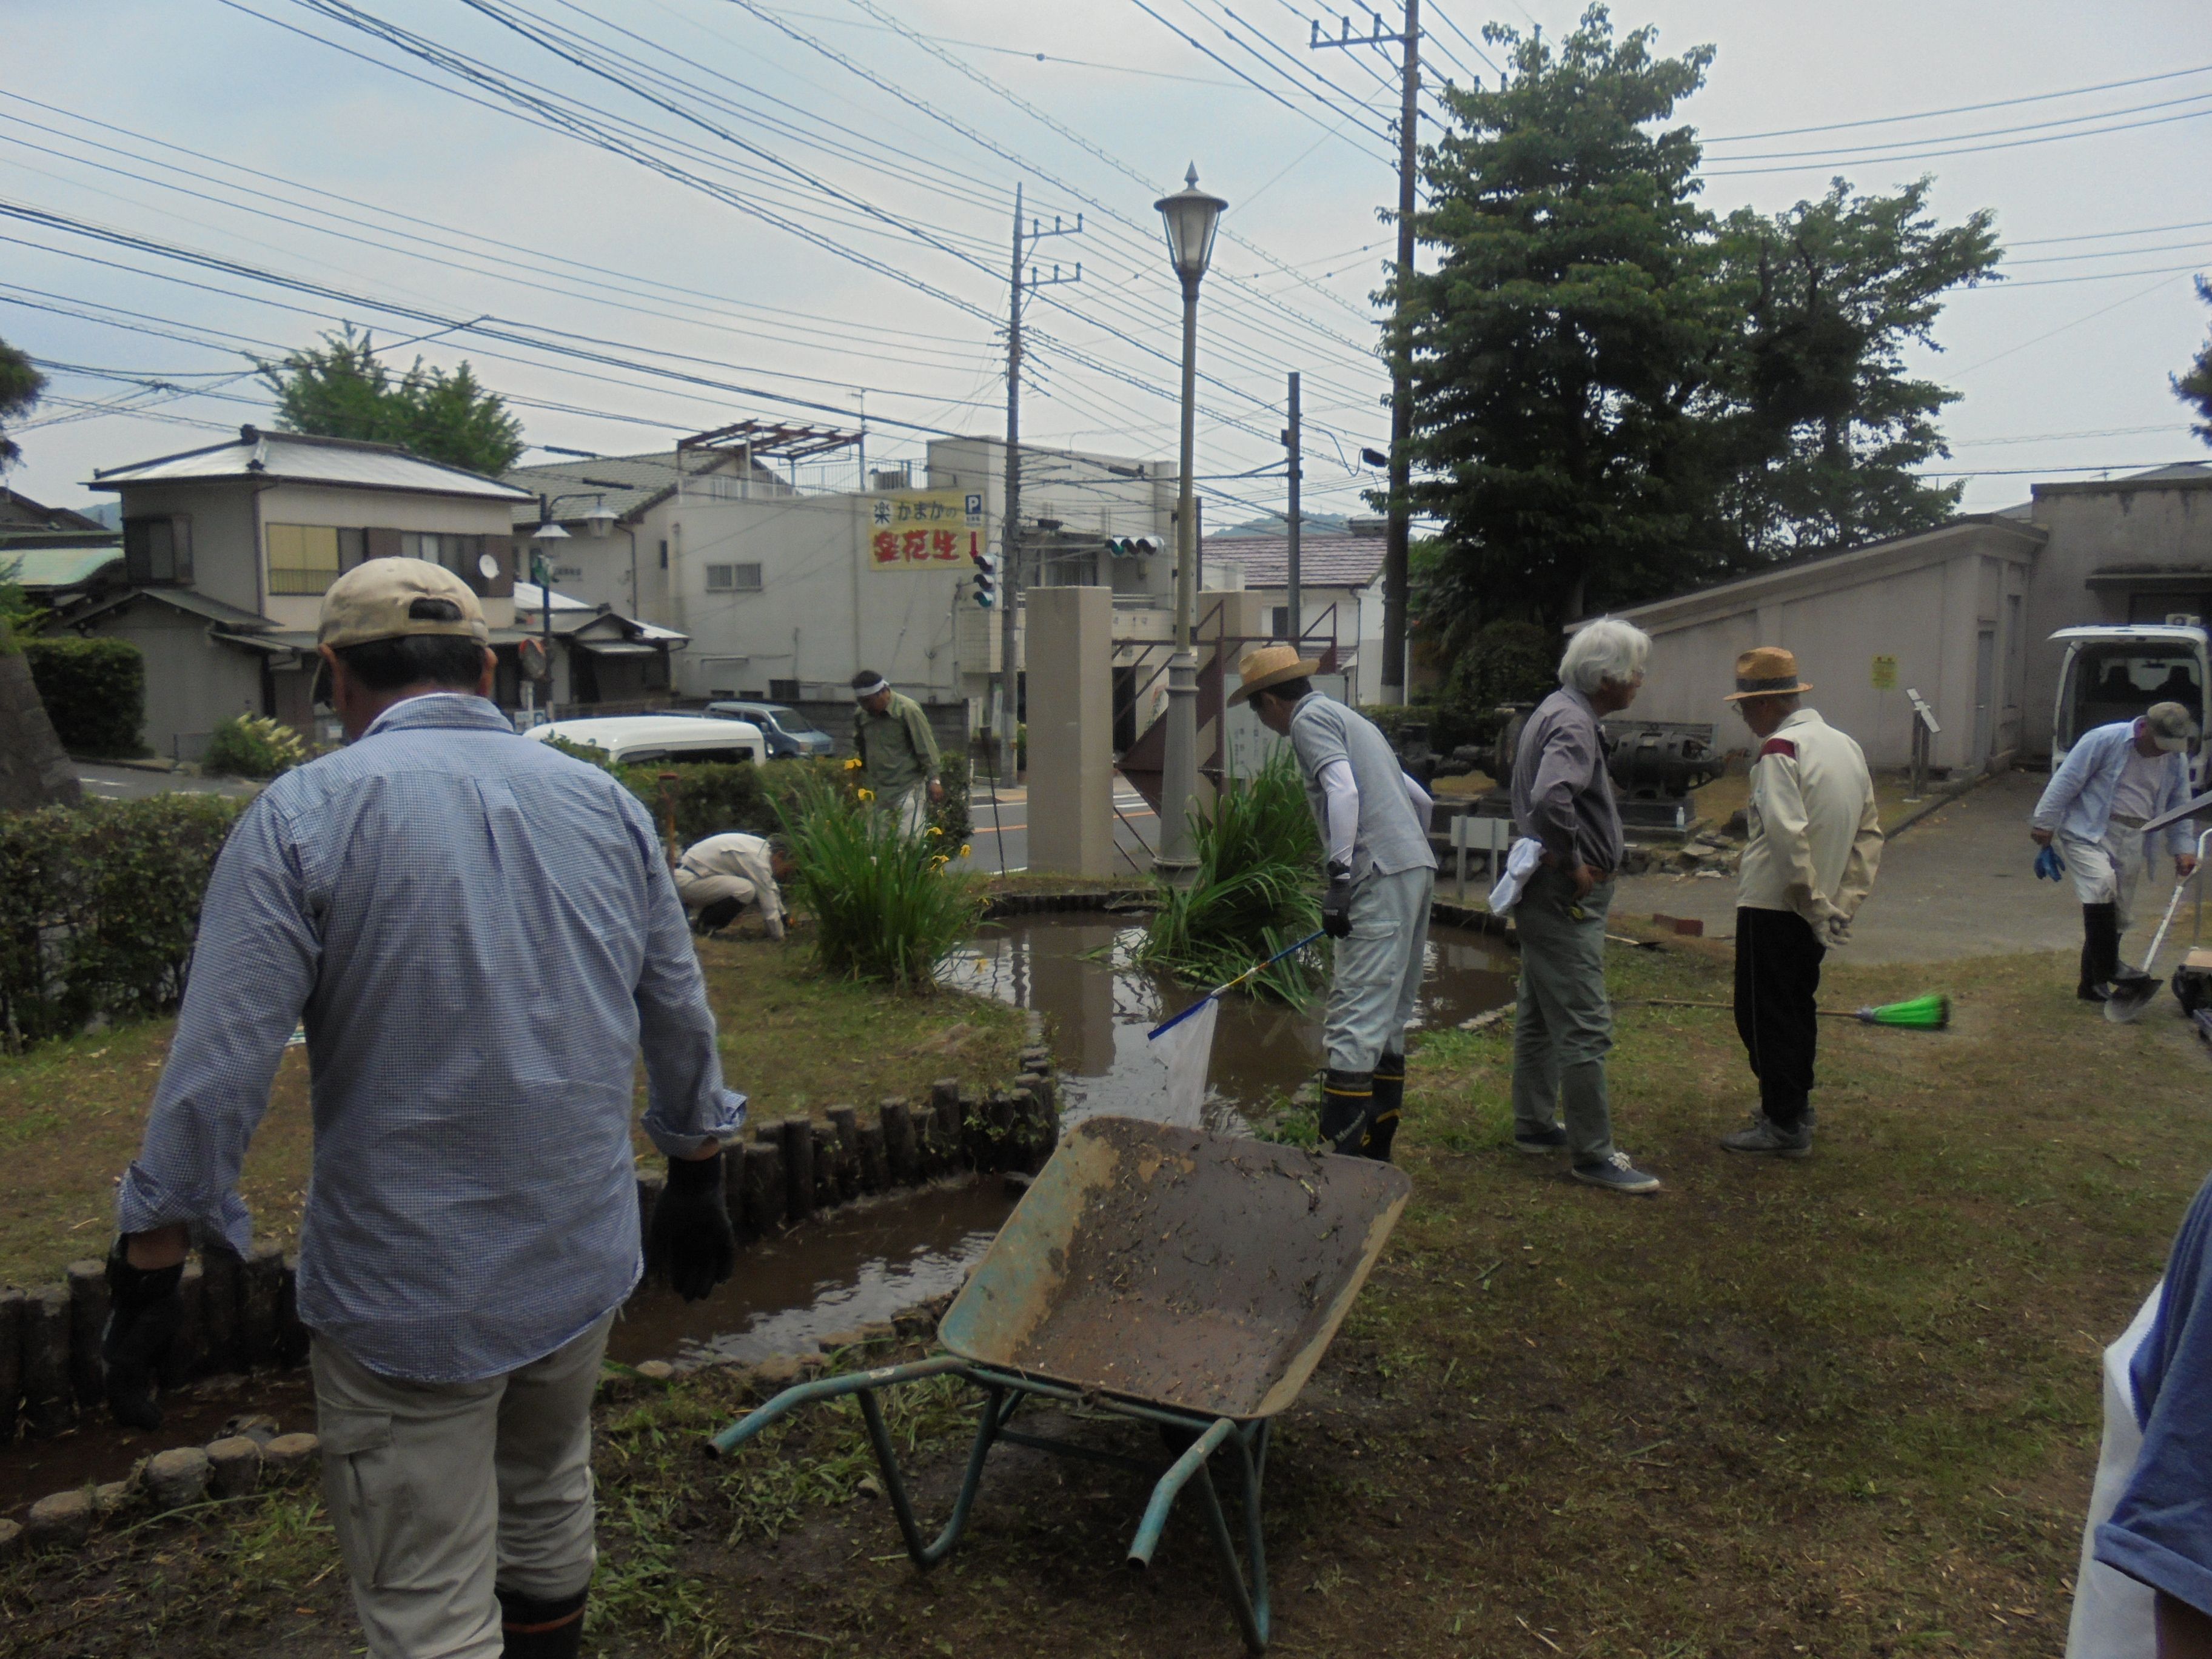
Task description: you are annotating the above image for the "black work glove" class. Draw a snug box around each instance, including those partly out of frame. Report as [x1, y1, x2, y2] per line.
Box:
[1321, 861, 1355, 940]
[104, 1243, 184, 1432]
[647, 1151, 734, 1303]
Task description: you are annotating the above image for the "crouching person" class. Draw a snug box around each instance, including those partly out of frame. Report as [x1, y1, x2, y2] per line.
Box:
[99, 559, 746, 1658]
[675, 831, 795, 939]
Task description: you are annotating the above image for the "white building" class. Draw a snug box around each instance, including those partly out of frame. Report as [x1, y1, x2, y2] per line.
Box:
[1200, 525, 1387, 703]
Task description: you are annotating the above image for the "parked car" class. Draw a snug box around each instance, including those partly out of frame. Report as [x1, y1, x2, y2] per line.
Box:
[705, 700, 836, 759]
[528, 714, 765, 767]
[2049, 623, 2210, 788]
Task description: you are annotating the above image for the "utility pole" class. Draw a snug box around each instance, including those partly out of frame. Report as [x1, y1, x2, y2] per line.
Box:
[995, 185, 1081, 783]
[1315, 2, 1418, 704]
[999, 184, 1022, 782]
[1284, 370, 1301, 651]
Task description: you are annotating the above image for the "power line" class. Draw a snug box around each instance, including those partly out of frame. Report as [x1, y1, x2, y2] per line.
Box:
[1706, 102, 2212, 176]
[1706, 89, 2212, 163]
[1704, 62, 2212, 143]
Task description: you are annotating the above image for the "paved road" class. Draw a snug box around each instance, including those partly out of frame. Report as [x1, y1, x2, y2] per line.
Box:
[1610, 769, 2182, 967]
[966, 780, 1158, 878]
[73, 763, 259, 802]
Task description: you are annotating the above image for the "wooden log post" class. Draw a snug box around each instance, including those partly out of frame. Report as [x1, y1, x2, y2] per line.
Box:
[240, 1242, 285, 1370]
[880, 1100, 919, 1186]
[779, 1116, 815, 1224]
[65, 1259, 109, 1407]
[742, 1141, 785, 1237]
[930, 1078, 964, 1172]
[0, 1289, 23, 1441]
[161, 1259, 204, 1390]
[200, 1243, 243, 1374]
[826, 1108, 862, 1202]
[857, 1122, 887, 1195]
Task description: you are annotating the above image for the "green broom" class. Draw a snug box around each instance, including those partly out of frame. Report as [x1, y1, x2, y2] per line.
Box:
[1632, 993, 1950, 1030]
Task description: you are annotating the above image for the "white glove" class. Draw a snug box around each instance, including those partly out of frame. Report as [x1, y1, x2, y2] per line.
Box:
[1822, 910, 1852, 947]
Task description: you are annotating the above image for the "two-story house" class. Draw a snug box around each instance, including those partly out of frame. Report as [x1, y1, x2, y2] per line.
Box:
[47, 426, 534, 760]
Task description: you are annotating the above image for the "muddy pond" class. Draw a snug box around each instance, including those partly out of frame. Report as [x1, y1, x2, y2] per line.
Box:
[0, 913, 1514, 1517]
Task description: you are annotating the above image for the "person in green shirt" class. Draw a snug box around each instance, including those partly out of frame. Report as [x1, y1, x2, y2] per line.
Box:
[850, 669, 942, 834]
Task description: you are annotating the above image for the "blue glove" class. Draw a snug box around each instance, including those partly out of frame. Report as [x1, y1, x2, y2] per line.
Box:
[2034, 843, 2065, 882]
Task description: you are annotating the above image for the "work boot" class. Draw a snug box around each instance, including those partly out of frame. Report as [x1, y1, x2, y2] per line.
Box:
[498, 1586, 588, 1658]
[1318, 1068, 1375, 1157]
[1364, 1053, 1406, 1162]
[1719, 1111, 1812, 1158]
[2081, 903, 2121, 999]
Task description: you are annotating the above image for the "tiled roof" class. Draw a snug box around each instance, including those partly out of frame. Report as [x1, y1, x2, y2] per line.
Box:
[92, 428, 532, 500]
[1202, 532, 1384, 589]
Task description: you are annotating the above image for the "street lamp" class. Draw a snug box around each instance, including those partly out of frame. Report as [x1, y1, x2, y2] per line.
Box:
[1151, 164, 1227, 881]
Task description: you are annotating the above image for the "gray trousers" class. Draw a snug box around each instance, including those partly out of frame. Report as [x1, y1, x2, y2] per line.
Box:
[313, 1310, 615, 1659]
[1509, 865, 1618, 1165]
[1324, 865, 1434, 1072]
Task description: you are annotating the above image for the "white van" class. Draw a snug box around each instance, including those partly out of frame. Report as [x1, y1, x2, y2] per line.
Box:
[527, 714, 766, 767]
[2049, 623, 2210, 788]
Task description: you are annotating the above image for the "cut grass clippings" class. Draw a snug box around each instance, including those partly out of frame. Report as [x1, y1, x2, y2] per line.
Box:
[0, 933, 1024, 1288]
[5, 931, 2202, 1656]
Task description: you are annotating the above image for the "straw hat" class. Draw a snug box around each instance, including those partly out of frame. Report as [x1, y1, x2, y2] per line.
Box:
[1227, 643, 1321, 706]
[1721, 645, 1813, 702]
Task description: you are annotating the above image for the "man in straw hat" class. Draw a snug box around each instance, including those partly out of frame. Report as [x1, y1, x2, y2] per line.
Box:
[1721, 646, 1883, 1158]
[1507, 617, 1663, 1195]
[2031, 700, 2199, 1003]
[1234, 645, 1436, 1161]
[100, 558, 745, 1658]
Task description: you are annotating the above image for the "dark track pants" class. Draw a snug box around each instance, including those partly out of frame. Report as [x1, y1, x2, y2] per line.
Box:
[1734, 906, 1825, 1131]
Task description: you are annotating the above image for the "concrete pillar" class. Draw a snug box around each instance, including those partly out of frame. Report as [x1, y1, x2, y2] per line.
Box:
[1026, 585, 1114, 878]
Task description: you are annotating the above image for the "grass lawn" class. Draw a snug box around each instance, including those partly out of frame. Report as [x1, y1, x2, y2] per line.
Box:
[0, 930, 1024, 1288]
[8, 930, 2204, 1656]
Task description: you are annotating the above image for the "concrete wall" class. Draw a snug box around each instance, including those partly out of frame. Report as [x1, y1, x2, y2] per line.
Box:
[2020, 476, 2212, 752]
[1612, 521, 2040, 772]
[73, 602, 264, 760]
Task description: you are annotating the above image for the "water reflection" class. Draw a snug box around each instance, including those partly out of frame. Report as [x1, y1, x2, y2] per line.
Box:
[939, 916, 1516, 1133]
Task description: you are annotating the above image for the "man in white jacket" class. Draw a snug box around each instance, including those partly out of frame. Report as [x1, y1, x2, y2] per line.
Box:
[1719, 648, 1883, 1158]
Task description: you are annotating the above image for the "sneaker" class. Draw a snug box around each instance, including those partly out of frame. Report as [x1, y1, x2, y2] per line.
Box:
[1719, 1112, 1812, 1158]
[1570, 1150, 1661, 1195]
[1512, 1124, 1568, 1155]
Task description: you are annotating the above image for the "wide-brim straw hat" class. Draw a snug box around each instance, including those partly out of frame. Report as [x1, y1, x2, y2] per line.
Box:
[1227, 643, 1321, 706]
[1722, 645, 1813, 702]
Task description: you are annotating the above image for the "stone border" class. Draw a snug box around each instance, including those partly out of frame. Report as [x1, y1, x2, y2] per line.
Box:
[980, 889, 1151, 919]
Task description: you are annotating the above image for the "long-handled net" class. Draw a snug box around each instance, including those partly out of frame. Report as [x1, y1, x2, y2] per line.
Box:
[1632, 993, 1949, 1030]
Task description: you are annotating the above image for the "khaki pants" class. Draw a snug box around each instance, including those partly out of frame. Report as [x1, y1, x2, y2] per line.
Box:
[313, 1311, 614, 1658]
[876, 786, 930, 836]
[2059, 824, 2147, 930]
[1322, 865, 1433, 1072]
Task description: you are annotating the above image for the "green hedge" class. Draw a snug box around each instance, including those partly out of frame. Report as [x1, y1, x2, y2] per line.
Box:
[0, 794, 244, 1047]
[22, 637, 146, 759]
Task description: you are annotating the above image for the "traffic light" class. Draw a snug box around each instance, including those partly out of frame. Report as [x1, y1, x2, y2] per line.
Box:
[971, 545, 997, 608]
[1105, 535, 1163, 558]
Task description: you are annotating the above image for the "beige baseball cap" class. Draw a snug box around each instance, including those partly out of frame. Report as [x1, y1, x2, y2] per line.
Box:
[317, 557, 488, 649]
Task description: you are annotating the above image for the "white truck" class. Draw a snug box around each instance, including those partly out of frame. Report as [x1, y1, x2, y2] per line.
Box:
[2049, 623, 2210, 788]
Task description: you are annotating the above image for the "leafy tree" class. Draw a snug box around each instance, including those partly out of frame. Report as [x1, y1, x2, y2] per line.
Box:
[2178, 276, 2212, 446]
[1713, 180, 1999, 558]
[1390, 6, 2000, 635]
[255, 327, 525, 475]
[0, 335, 47, 469]
[1389, 7, 1724, 631]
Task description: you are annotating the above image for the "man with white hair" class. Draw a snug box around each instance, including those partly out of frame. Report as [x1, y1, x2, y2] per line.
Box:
[1507, 617, 1660, 1195]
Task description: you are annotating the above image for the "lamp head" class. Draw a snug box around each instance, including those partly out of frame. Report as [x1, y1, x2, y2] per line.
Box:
[1154, 163, 1227, 289]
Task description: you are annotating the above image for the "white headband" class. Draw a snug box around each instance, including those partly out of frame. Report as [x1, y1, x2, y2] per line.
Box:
[853, 676, 890, 700]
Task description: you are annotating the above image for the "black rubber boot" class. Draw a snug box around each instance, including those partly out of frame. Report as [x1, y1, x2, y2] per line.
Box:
[1364, 1054, 1406, 1162]
[2080, 902, 2120, 999]
[498, 1585, 588, 1658]
[1318, 1068, 1374, 1157]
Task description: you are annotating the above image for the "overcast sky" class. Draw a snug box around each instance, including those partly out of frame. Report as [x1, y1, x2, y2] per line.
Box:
[4, 0, 2209, 527]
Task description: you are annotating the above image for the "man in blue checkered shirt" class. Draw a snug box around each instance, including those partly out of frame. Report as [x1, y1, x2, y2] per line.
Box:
[101, 558, 745, 1659]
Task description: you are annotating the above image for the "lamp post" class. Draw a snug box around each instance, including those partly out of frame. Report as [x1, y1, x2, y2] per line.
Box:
[1152, 163, 1226, 882]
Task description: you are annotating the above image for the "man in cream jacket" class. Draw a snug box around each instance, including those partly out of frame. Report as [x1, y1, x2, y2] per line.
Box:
[1719, 648, 1883, 1158]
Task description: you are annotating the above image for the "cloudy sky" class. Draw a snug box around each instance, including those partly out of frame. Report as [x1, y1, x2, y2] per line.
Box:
[4, 0, 2209, 526]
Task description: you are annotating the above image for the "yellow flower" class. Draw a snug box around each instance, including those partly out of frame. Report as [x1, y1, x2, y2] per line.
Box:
[857, 787, 874, 802]
[959, 844, 972, 859]
[927, 825, 943, 838]
[843, 757, 862, 771]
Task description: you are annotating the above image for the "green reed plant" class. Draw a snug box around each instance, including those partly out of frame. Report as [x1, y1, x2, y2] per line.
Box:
[1134, 749, 1325, 1004]
[775, 771, 982, 991]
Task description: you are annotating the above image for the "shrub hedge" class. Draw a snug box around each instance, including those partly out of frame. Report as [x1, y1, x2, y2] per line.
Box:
[611, 752, 973, 849]
[21, 637, 146, 759]
[202, 714, 308, 779]
[0, 794, 244, 1048]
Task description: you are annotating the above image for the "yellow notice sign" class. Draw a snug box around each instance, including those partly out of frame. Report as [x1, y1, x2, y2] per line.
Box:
[1871, 654, 1899, 691]
[863, 489, 986, 571]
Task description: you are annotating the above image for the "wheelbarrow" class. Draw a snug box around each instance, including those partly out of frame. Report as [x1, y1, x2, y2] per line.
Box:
[706, 1115, 1411, 1652]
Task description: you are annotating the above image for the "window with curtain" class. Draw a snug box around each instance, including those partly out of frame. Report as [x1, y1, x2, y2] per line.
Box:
[267, 523, 341, 595]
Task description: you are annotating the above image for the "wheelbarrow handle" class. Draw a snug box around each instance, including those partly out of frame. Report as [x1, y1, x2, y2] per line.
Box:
[704, 1354, 967, 1456]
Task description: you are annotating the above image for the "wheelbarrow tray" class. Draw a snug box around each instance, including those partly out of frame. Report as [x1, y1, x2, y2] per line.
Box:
[707, 1118, 1410, 1651]
[941, 1116, 1410, 1419]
